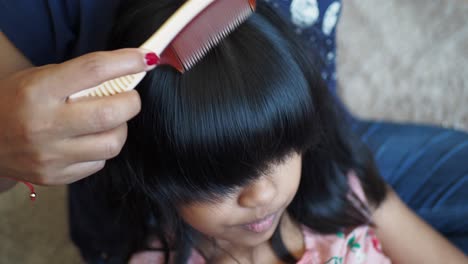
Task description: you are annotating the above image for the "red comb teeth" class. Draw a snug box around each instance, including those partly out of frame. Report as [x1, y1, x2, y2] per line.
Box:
[69, 0, 257, 99]
[160, 0, 256, 72]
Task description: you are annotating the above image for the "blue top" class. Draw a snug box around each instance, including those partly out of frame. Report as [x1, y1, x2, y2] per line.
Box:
[0, 0, 341, 92]
[0, 0, 120, 65]
[0, 0, 343, 261]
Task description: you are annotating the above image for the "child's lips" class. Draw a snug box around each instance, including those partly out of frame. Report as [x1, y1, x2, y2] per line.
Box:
[242, 213, 277, 233]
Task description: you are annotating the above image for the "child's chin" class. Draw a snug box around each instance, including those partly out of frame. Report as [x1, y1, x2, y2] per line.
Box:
[233, 230, 276, 247]
[234, 216, 281, 246]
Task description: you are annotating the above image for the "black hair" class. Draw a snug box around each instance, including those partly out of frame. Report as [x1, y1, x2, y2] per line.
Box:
[91, 0, 388, 263]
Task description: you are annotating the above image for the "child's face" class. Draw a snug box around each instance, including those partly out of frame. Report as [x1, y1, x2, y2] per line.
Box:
[179, 152, 302, 247]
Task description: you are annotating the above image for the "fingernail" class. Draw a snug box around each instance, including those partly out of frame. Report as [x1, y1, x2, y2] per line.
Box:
[145, 52, 159, 66]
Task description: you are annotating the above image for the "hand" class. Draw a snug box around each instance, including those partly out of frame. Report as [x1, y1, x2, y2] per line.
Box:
[0, 48, 156, 185]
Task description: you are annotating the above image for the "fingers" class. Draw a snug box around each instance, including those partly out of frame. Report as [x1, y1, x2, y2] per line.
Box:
[58, 90, 141, 136]
[33, 124, 127, 185]
[62, 123, 128, 163]
[40, 48, 157, 98]
[48, 124, 128, 185]
[58, 160, 106, 185]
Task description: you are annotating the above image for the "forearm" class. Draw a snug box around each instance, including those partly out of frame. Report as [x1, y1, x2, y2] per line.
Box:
[0, 32, 33, 76]
[373, 187, 467, 264]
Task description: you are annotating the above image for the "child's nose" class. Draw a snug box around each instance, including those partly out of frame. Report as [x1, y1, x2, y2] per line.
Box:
[238, 176, 276, 208]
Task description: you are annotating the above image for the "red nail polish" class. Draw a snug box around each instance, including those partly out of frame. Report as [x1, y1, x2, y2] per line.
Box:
[145, 52, 159, 66]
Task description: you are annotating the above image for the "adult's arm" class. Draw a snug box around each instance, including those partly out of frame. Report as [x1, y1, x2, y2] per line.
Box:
[0, 32, 32, 74]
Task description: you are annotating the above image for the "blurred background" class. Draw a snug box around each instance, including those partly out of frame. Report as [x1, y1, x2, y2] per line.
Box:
[1, 0, 467, 263]
[338, 0, 468, 131]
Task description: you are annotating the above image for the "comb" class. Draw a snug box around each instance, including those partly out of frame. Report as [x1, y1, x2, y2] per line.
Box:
[69, 0, 256, 99]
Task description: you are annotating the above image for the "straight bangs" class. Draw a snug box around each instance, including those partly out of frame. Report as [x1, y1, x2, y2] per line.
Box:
[118, 6, 322, 204]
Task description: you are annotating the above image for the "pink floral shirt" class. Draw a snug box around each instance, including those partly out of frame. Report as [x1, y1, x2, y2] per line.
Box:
[297, 225, 390, 264]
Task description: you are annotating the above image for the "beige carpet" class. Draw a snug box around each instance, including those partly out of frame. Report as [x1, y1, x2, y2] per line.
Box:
[337, 0, 468, 130]
[1, 0, 467, 263]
